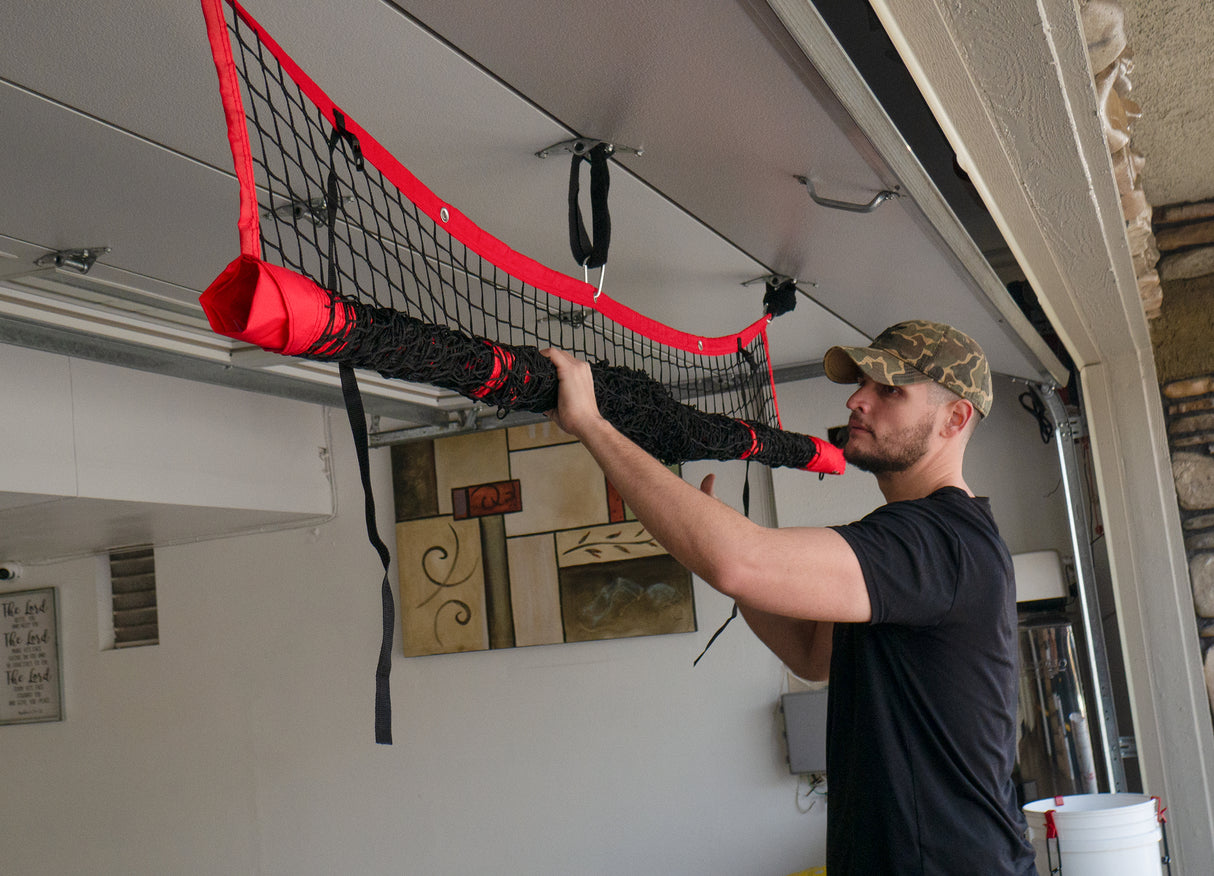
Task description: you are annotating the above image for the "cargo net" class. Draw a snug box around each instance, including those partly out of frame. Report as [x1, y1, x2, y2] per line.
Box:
[199, 0, 846, 747]
[199, 0, 843, 474]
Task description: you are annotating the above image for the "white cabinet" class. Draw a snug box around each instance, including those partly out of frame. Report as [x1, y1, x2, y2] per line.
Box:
[0, 344, 334, 560]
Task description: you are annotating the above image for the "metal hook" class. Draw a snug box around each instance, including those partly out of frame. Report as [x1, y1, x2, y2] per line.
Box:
[584, 262, 607, 302]
[797, 176, 899, 213]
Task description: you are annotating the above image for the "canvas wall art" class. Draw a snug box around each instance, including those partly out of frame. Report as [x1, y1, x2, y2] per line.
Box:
[391, 422, 696, 656]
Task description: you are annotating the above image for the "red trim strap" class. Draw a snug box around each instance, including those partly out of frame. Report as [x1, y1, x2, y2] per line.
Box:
[470, 343, 515, 400]
[201, 0, 261, 259]
[759, 320, 782, 429]
[735, 421, 760, 460]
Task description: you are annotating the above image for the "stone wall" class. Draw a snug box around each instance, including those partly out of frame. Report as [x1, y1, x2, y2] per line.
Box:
[1150, 272, 1214, 384]
[1162, 376, 1214, 715]
[1149, 179, 1214, 726]
[1082, 0, 1162, 317]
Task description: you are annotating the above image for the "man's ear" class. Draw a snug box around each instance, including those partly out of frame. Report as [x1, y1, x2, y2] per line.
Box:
[943, 398, 976, 436]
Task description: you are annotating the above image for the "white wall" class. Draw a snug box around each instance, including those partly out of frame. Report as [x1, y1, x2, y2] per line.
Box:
[3, 375, 827, 876]
[3, 367, 1069, 875]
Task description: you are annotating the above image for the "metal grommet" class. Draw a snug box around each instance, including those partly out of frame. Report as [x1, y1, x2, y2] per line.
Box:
[440, 207, 450, 223]
[698, 340, 704, 351]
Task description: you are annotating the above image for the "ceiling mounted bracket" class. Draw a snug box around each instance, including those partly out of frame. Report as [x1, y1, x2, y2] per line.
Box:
[542, 307, 594, 328]
[33, 247, 111, 275]
[742, 273, 820, 303]
[741, 273, 797, 288]
[535, 137, 643, 159]
[796, 175, 900, 213]
[264, 195, 354, 225]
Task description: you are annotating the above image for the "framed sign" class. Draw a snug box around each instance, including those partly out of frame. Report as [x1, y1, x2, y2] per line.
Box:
[2, 587, 63, 725]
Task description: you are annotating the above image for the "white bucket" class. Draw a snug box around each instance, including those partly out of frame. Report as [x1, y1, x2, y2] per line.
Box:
[1022, 794, 1164, 876]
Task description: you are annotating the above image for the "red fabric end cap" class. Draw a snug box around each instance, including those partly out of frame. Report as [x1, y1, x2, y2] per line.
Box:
[199, 255, 339, 356]
[804, 435, 846, 475]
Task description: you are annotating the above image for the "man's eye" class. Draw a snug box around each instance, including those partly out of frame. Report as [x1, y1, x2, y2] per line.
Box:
[879, 384, 901, 397]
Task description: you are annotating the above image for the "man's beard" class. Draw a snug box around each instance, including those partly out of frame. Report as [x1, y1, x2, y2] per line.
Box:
[844, 412, 935, 474]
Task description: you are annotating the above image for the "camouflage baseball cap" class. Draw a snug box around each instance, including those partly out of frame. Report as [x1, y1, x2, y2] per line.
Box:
[823, 320, 993, 417]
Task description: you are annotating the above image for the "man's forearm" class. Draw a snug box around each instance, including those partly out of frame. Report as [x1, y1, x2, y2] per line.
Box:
[573, 415, 738, 587]
[541, 347, 871, 623]
[580, 413, 835, 680]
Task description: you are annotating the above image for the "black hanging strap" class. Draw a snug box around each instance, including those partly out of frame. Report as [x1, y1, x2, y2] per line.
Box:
[742, 459, 752, 518]
[693, 335, 769, 668]
[325, 110, 393, 744]
[568, 142, 612, 269]
[327, 109, 364, 172]
[692, 459, 751, 667]
[340, 363, 396, 745]
[693, 602, 739, 666]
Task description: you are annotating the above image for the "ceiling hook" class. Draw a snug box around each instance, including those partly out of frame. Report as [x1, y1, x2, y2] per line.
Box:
[796, 175, 900, 213]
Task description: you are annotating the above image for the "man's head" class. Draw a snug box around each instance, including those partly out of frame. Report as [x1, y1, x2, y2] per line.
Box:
[823, 320, 992, 418]
[823, 321, 991, 475]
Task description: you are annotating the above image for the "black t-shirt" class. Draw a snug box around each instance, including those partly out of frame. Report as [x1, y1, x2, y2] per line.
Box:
[827, 487, 1036, 875]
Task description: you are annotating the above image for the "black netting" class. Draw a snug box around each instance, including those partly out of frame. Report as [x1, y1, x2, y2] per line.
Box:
[225, 7, 775, 421]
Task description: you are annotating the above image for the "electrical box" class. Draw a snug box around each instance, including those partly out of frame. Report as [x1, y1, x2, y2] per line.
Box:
[780, 689, 829, 774]
[1013, 550, 1069, 604]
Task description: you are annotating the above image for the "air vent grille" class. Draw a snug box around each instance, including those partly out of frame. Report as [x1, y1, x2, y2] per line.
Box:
[110, 546, 158, 648]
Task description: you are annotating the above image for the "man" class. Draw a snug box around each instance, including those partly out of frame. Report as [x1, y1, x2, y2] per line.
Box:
[542, 320, 1036, 875]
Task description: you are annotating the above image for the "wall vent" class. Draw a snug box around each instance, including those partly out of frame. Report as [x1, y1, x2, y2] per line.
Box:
[109, 546, 158, 648]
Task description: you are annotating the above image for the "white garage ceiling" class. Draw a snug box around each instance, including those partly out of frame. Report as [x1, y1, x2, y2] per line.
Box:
[0, 0, 1064, 425]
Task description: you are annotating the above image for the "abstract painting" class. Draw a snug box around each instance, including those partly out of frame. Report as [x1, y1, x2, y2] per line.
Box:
[392, 422, 696, 656]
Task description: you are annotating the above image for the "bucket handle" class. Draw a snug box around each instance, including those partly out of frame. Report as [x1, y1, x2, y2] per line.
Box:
[1044, 809, 1063, 875]
[1153, 797, 1173, 876]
